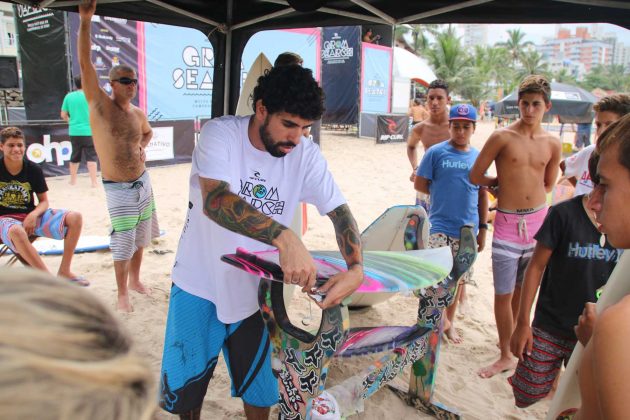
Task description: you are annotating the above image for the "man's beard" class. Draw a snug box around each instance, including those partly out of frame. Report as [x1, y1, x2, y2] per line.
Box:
[260, 117, 295, 158]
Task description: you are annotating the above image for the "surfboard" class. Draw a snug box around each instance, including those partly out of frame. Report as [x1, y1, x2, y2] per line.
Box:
[221, 247, 452, 296]
[350, 205, 429, 307]
[546, 250, 630, 419]
[4, 230, 167, 256]
[235, 52, 273, 117]
[5, 235, 111, 256]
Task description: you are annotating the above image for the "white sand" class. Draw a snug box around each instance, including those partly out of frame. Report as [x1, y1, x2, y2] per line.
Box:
[35, 121, 550, 419]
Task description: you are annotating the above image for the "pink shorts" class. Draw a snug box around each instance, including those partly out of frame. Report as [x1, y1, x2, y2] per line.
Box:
[491, 205, 548, 295]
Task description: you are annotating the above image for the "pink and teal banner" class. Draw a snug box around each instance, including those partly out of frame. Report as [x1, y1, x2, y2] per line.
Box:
[360, 43, 392, 114]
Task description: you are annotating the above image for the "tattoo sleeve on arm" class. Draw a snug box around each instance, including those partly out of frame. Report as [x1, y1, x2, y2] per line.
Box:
[203, 181, 286, 245]
[328, 204, 363, 267]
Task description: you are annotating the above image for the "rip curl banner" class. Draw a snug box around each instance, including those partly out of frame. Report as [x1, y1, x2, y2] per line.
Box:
[14, 5, 69, 121]
[68, 12, 139, 107]
[360, 44, 392, 113]
[15, 120, 195, 177]
[321, 26, 360, 125]
[375, 114, 409, 144]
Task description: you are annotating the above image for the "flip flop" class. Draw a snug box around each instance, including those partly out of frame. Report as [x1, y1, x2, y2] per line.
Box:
[69, 276, 90, 287]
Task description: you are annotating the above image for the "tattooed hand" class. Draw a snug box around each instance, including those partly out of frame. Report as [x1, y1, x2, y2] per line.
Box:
[317, 265, 364, 309]
[273, 229, 317, 290]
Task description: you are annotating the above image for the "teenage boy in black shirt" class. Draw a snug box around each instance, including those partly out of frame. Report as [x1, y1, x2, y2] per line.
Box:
[0, 127, 87, 285]
[508, 151, 619, 408]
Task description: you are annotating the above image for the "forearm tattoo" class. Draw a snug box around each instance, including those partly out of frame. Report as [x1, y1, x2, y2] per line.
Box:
[204, 181, 286, 245]
[328, 204, 363, 267]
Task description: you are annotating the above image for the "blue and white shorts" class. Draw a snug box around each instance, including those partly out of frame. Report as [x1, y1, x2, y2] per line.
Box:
[159, 284, 277, 414]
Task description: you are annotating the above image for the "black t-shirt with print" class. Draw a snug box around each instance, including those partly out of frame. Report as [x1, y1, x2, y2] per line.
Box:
[0, 159, 48, 216]
[532, 195, 620, 340]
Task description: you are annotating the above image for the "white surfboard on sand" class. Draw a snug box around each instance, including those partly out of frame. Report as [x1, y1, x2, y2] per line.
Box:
[29, 236, 111, 256]
[546, 250, 630, 419]
[6, 230, 166, 256]
[236, 52, 273, 116]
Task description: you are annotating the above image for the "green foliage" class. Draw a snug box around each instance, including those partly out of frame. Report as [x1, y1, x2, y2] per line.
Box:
[397, 26, 628, 106]
[580, 64, 630, 92]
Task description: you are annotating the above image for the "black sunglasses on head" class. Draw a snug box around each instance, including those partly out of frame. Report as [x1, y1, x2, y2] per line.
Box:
[111, 77, 138, 85]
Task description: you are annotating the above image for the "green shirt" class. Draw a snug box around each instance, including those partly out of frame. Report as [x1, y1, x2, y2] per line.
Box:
[61, 90, 92, 136]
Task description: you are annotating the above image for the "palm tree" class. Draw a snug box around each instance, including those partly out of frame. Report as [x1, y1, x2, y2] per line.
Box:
[425, 26, 471, 93]
[581, 64, 630, 92]
[552, 68, 577, 85]
[395, 24, 441, 55]
[497, 28, 533, 67]
[518, 50, 549, 77]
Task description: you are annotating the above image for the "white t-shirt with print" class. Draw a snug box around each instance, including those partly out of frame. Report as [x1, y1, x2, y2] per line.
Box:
[172, 115, 345, 323]
[564, 144, 595, 197]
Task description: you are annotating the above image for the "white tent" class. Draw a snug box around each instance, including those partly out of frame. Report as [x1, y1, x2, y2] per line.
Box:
[391, 47, 436, 114]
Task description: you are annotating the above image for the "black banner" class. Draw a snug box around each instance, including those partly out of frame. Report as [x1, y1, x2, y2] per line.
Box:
[9, 120, 195, 177]
[68, 13, 140, 107]
[15, 5, 69, 121]
[321, 26, 360, 125]
[376, 114, 409, 144]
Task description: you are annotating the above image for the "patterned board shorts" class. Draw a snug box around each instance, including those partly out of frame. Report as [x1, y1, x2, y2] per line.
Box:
[0, 208, 69, 253]
[508, 327, 576, 408]
[428, 232, 474, 285]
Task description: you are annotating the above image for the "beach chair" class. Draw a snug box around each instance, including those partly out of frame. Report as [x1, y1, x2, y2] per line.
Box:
[223, 209, 477, 419]
[0, 235, 38, 267]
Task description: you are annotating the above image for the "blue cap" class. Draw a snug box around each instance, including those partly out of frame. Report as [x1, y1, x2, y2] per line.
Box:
[449, 104, 477, 122]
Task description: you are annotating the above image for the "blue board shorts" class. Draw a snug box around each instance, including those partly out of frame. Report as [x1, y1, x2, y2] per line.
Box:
[160, 284, 277, 414]
[0, 208, 69, 253]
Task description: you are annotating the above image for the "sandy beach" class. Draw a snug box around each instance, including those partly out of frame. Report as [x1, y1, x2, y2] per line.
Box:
[23, 121, 551, 419]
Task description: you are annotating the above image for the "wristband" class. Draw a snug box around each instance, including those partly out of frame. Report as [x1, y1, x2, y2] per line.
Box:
[478, 223, 488, 230]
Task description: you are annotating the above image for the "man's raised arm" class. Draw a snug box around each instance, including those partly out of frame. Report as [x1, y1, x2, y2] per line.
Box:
[78, 0, 105, 104]
[200, 177, 317, 289]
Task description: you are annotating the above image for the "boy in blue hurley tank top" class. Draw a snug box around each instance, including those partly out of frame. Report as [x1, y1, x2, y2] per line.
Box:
[415, 104, 489, 343]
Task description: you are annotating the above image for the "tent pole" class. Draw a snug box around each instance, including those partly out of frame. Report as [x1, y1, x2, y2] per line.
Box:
[223, 0, 233, 115]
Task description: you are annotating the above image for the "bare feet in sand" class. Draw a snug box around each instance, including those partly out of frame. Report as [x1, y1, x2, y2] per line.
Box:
[129, 281, 152, 296]
[478, 357, 517, 378]
[442, 318, 463, 344]
[445, 327, 463, 344]
[117, 294, 133, 312]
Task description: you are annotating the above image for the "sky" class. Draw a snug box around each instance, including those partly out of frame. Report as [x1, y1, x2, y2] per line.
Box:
[456, 23, 630, 46]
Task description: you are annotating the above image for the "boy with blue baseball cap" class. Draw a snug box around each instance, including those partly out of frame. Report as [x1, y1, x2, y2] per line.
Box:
[415, 104, 489, 342]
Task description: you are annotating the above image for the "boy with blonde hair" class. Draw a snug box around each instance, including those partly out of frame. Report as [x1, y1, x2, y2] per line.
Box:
[470, 75, 561, 378]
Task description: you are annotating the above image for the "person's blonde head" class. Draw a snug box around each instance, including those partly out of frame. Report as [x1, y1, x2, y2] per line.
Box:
[0, 269, 156, 420]
[518, 74, 551, 104]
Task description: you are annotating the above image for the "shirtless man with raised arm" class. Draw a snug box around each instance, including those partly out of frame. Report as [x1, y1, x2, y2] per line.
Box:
[470, 75, 561, 378]
[79, 0, 159, 312]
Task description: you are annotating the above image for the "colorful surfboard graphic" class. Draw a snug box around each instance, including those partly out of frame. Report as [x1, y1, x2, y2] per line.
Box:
[221, 247, 452, 294]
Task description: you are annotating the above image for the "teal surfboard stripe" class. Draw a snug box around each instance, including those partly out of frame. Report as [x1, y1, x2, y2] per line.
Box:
[313, 250, 449, 292]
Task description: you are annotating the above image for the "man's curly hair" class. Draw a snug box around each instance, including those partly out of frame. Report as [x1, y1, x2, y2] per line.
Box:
[252, 65, 324, 121]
